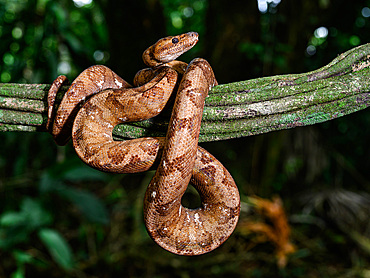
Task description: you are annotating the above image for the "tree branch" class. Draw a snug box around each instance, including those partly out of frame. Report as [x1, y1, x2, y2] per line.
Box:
[0, 44, 369, 142]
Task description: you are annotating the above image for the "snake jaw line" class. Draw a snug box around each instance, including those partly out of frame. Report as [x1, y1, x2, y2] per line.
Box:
[143, 32, 199, 67]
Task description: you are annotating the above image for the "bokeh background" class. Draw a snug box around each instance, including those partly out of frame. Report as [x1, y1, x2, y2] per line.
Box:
[0, 0, 370, 277]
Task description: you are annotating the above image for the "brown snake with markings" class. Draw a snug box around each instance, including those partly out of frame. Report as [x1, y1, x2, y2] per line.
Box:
[47, 32, 240, 255]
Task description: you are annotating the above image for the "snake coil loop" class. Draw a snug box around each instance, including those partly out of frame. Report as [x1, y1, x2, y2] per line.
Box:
[47, 32, 240, 255]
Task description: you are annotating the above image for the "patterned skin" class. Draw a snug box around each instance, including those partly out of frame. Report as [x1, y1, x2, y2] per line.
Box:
[47, 32, 240, 255]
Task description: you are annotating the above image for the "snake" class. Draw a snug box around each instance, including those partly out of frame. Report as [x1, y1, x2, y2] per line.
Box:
[47, 32, 240, 256]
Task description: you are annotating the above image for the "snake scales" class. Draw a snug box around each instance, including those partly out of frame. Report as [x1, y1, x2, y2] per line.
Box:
[47, 32, 240, 256]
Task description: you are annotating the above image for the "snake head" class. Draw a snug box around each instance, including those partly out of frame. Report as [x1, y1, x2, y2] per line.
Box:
[143, 32, 199, 67]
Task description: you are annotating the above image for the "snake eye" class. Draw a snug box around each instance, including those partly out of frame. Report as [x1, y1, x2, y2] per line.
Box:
[172, 38, 179, 44]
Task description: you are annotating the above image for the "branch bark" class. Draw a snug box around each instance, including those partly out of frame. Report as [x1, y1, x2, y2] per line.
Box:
[0, 44, 369, 142]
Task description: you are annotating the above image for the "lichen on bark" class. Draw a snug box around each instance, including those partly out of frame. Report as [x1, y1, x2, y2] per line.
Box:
[0, 43, 369, 143]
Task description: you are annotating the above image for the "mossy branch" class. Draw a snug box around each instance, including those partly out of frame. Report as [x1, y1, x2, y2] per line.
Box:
[0, 44, 369, 142]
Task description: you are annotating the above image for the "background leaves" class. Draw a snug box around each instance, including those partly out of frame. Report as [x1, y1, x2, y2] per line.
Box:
[0, 0, 370, 277]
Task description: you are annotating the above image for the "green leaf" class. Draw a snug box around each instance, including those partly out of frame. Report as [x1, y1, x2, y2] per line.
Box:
[0, 198, 53, 249]
[63, 166, 109, 182]
[20, 198, 52, 228]
[39, 162, 109, 193]
[0, 227, 29, 249]
[38, 228, 74, 270]
[12, 249, 34, 264]
[61, 188, 110, 225]
[10, 267, 25, 278]
[39, 171, 65, 193]
[0, 212, 26, 227]
[39, 168, 110, 224]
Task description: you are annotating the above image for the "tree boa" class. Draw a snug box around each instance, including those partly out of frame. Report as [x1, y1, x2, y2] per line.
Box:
[47, 32, 240, 256]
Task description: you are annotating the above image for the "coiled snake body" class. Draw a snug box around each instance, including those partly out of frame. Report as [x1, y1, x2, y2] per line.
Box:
[47, 32, 240, 256]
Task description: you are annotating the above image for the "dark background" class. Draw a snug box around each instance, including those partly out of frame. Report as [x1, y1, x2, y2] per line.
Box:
[0, 0, 369, 277]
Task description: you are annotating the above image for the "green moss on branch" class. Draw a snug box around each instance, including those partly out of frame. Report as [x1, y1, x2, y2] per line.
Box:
[0, 44, 369, 143]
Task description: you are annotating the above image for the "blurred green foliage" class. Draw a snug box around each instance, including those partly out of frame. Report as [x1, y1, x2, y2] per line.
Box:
[0, 0, 370, 277]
